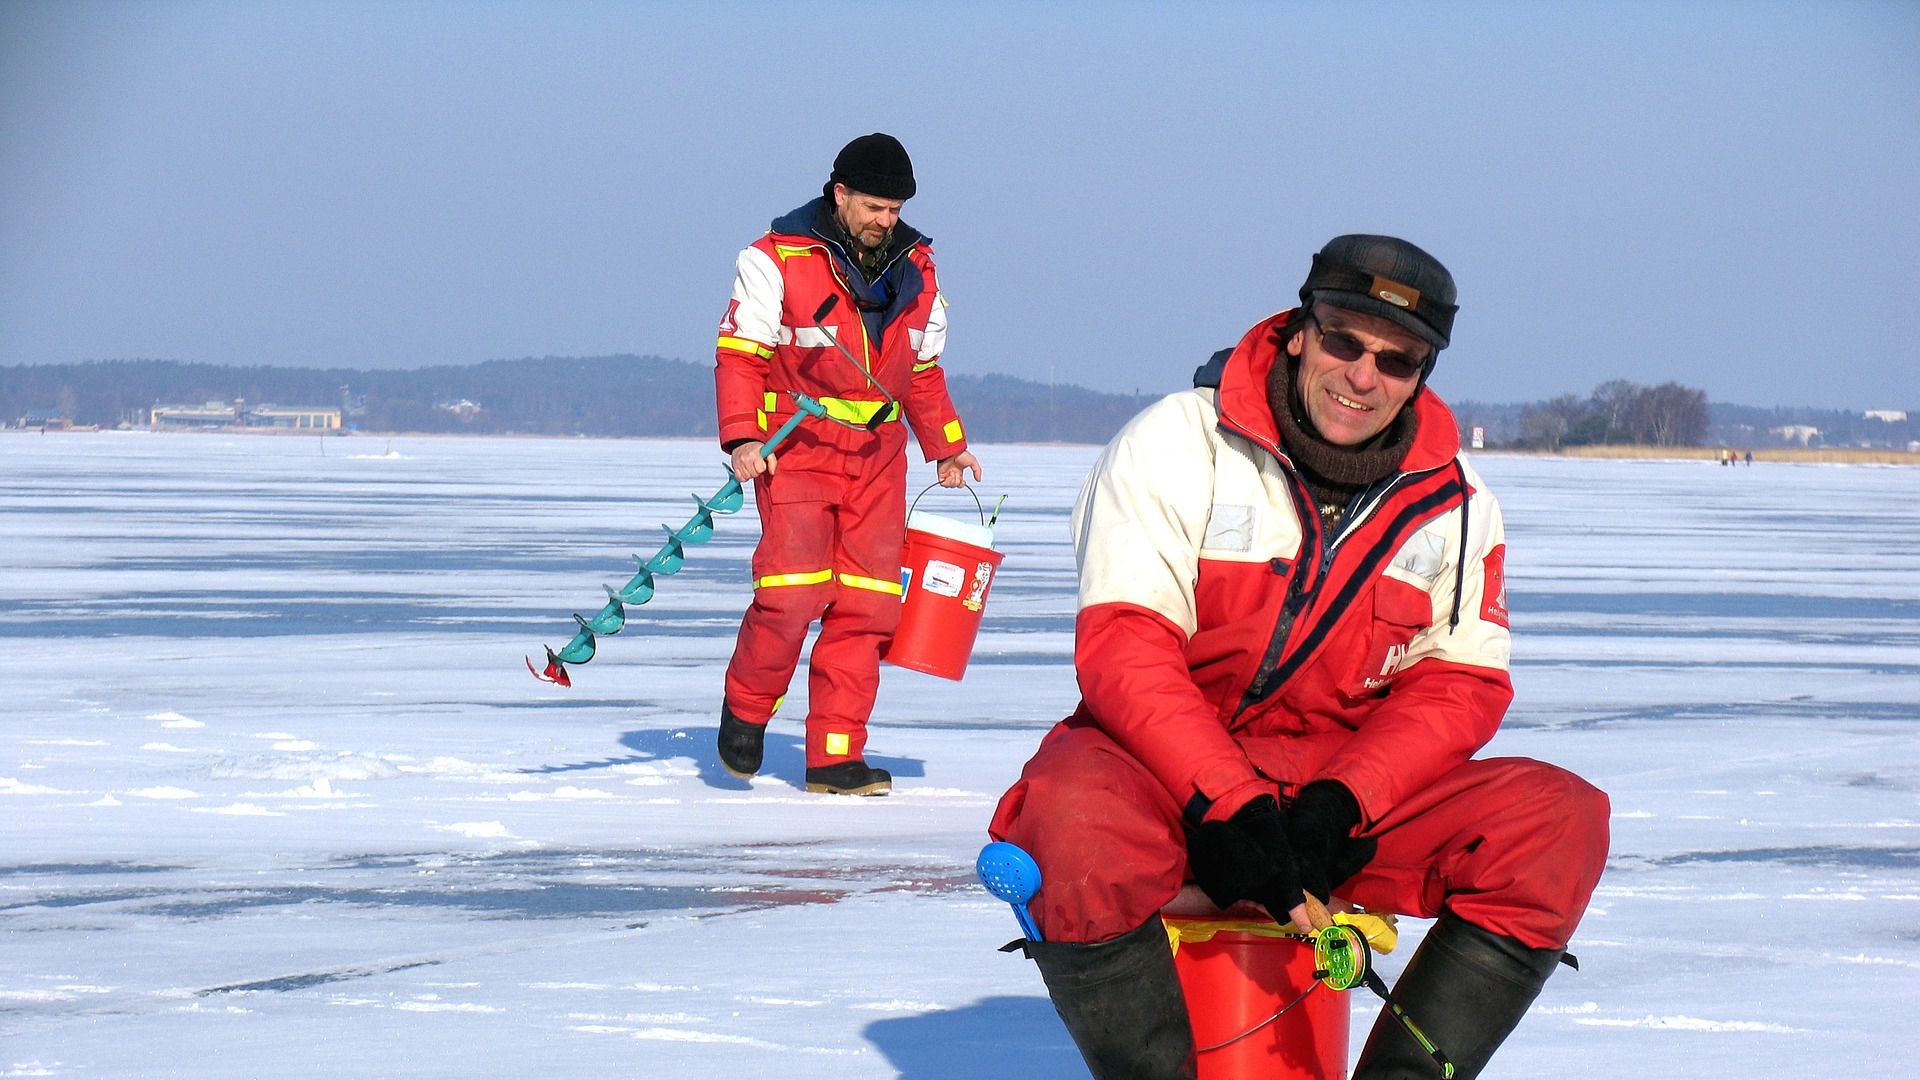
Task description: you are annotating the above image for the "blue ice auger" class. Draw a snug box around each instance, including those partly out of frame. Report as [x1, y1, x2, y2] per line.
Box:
[526, 391, 829, 686]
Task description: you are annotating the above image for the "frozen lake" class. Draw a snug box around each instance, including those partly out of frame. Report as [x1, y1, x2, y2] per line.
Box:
[3, 432, 1916, 1078]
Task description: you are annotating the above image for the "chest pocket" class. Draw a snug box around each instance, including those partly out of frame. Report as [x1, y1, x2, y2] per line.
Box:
[1339, 577, 1434, 699]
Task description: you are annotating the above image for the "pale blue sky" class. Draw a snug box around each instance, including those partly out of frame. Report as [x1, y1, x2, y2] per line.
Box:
[2, 1, 1915, 408]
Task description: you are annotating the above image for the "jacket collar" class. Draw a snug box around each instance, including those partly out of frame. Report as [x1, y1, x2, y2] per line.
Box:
[1215, 308, 1461, 475]
[769, 198, 926, 269]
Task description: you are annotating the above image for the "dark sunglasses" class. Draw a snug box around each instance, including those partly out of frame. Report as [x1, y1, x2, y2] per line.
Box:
[1308, 312, 1428, 380]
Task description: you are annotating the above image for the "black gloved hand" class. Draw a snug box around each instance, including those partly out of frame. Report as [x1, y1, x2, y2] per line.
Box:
[1185, 795, 1305, 918]
[1284, 780, 1376, 903]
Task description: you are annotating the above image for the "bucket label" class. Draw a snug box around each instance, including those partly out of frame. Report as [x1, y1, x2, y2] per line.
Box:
[921, 559, 966, 598]
[963, 561, 994, 611]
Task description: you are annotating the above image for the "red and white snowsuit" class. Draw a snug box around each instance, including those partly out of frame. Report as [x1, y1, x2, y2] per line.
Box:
[989, 309, 1608, 950]
[715, 199, 969, 768]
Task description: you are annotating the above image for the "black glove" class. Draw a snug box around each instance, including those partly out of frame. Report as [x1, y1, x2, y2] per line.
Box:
[1186, 795, 1305, 918]
[1283, 780, 1376, 903]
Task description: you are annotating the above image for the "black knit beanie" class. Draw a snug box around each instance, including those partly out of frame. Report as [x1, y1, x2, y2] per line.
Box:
[825, 133, 916, 200]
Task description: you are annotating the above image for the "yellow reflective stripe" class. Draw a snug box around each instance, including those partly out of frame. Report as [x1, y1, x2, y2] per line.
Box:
[773, 244, 818, 260]
[912, 357, 939, 372]
[755, 569, 833, 589]
[819, 397, 895, 425]
[755, 409, 767, 431]
[718, 336, 773, 358]
[762, 393, 898, 425]
[837, 572, 904, 596]
[943, 419, 963, 443]
[824, 732, 850, 757]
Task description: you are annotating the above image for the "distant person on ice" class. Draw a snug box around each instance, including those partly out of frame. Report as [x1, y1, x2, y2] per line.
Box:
[712, 133, 982, 796]
[989, 236, 1609, 1078]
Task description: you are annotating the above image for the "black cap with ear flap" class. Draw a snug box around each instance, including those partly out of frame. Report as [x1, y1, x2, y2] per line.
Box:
[1299, 235, 1457, 353]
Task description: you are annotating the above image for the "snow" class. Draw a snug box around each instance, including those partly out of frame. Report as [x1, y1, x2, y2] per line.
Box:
[2, 431, 1915, 1077]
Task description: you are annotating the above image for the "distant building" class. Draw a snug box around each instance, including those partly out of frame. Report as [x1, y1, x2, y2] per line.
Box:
[149, 399, 341, 430]
[246, 405, 342, 429]
[1771, 424, 1820, 446]
[437, 399, 484, 420]
[18, 409, 73, 430]
[1865, 409, 1908, 423]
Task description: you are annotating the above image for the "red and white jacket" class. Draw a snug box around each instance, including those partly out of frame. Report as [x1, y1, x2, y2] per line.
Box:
[1070, 309, 1513, 830]
[714, 199, 968, 488]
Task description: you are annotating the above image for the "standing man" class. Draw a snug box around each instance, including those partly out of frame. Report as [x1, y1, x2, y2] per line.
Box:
[713, 133, 982, 796]
[989, 236, 1609, 1078]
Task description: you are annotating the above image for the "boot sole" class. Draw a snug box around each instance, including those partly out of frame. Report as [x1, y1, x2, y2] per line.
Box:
[805, 780, 891, 796]
[721, 763, 758, 780]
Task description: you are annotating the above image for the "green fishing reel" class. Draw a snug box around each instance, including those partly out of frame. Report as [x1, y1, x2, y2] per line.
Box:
[1311, 922, 1370, 991]
[1312, 921, 1455, 1079]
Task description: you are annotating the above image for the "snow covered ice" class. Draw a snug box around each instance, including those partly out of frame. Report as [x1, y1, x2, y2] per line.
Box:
[2, 432, 1915, 1077]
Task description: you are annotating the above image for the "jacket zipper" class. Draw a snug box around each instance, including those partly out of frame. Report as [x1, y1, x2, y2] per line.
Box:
[815, 256, 877, 378]
[1229, 431, 1435, 713]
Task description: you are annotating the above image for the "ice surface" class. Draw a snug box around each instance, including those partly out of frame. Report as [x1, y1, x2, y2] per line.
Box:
[2, 432, 1915, 1077]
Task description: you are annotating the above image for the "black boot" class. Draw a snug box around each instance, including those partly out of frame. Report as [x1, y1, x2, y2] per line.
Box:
[1351, 911, 1566, 1080]
[803, 760, 891, 795]
[716, 703, 765, 778]
[1025, 916, 1196, 1080]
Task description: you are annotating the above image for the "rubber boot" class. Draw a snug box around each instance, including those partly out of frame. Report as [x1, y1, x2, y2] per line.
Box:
[716, 702, 765, 778]
[1024, 916, 1196, 1080]
[1351, 911, 1567, 1080]
[803, 760, 891, 795]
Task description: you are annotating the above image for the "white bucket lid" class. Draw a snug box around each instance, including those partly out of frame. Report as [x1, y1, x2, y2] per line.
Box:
[908, 509, 994, 551]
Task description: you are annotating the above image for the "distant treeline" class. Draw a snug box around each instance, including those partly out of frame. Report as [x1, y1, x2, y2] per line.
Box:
[1456, 383, 1917, 450]
[1506, 380, 1709, 450]
[0, 356, 1155, 445]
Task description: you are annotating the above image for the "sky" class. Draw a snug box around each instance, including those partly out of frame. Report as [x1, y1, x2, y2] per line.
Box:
[1, 1, 1915, 410]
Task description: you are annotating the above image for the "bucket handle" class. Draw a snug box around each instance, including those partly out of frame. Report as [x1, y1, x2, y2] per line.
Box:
[909, 481, 986, 526]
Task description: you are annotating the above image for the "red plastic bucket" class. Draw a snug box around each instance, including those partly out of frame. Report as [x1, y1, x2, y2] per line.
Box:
[1169, 919, 1349, 1080]
[885, 487, 1002, 681]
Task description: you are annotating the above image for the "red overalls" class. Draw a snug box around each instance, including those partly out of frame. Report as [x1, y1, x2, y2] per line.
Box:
[989, 311, 1608, 950]
[714, 200, 968, 768]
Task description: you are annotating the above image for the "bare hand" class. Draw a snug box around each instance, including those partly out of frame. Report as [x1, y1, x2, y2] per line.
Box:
[731, 441, 773, 481]
[937, 450, 982, 488]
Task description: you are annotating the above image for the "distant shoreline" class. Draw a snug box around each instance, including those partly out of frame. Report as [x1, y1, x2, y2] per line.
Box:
[0, 427, 1111, 449]
[11, 428, 1917, 465]
[1474, 445, 1920, 466]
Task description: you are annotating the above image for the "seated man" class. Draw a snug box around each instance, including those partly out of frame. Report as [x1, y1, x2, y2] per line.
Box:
[989, 235, 1609, 1079]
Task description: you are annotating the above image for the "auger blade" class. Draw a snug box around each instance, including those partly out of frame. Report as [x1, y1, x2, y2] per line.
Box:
[580, 596, 625, 635]
[646, 528, 686, 574]
[707, 474, 745, 514]
[526, 648, 572, 686]
[616, 569, 655, 604]
[679, 499, 716, 544]
[555, 625, 597, 664]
